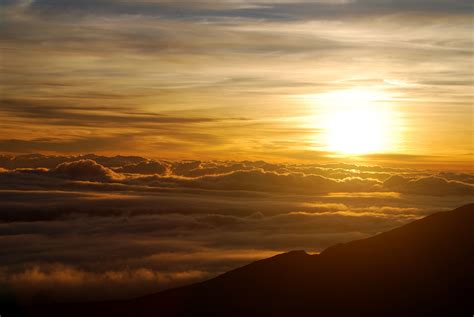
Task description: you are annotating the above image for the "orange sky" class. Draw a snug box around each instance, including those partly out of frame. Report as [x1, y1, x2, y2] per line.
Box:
[1, 1, 472, 170]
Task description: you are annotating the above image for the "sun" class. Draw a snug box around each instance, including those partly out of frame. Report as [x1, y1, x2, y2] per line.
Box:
[316, 88, 395, 155]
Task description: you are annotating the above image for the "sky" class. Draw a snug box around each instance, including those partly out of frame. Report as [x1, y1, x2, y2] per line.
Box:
[0, 0, 473, 305]
[1, 0, 473, 169]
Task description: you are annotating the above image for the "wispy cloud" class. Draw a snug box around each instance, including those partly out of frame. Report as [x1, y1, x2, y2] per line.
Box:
[1, 0, 472, 162]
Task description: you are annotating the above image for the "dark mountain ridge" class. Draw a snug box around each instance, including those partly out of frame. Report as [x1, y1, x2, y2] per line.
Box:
[18, 203, 474, 316]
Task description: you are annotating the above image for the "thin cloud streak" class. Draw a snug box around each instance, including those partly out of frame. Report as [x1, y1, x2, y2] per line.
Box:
[1, 0, 472, 163]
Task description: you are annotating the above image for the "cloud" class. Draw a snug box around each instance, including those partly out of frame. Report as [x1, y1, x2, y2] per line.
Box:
[0, 98, 219, 128]
[1, 154, 473, 303]
[114, 160, 169, 175]
[0, 137, 140, 154]
[383, 175, 473, 196]
[1, 154, 472, 197]
[0, 200, 440, 303]
[437, 171, 474, 184]
[1, 0, 472, 164]
[162, 169, 381, 194]
[6, 0, 470, 20]
[1, 264, 209, 303]
[0, 153, 147, 169]
[53, 159, 123, 182]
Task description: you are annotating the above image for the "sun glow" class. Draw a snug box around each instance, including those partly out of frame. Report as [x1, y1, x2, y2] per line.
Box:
[313, 88, 398, 155]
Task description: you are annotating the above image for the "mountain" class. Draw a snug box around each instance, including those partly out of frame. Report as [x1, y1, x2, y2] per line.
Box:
[23, 204, 474, 316]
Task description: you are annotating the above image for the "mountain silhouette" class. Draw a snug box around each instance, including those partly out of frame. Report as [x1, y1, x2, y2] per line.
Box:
[20, 204, 474, 316]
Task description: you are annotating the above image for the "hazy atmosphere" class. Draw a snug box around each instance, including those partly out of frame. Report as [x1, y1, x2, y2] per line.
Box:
[1, 0, 473, 168]
[0, 0, 473, 311]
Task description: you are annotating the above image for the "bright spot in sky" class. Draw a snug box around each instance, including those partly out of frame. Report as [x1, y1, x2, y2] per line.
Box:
[313, 88, 396, 155]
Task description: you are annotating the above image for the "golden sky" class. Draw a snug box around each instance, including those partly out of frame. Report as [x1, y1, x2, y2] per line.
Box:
[1, 0, 473, 305]
[1, 0, 473, 169]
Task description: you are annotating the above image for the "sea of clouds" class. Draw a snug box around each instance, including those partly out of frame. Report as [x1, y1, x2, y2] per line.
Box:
[0, 154, 472, 303]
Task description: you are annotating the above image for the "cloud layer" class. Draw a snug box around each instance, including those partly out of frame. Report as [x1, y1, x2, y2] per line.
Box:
[0, 154, 472, 303]
[1, 154, 472, 196]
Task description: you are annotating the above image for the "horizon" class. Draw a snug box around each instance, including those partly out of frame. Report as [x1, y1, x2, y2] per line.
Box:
[1, 152, 472, 173]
